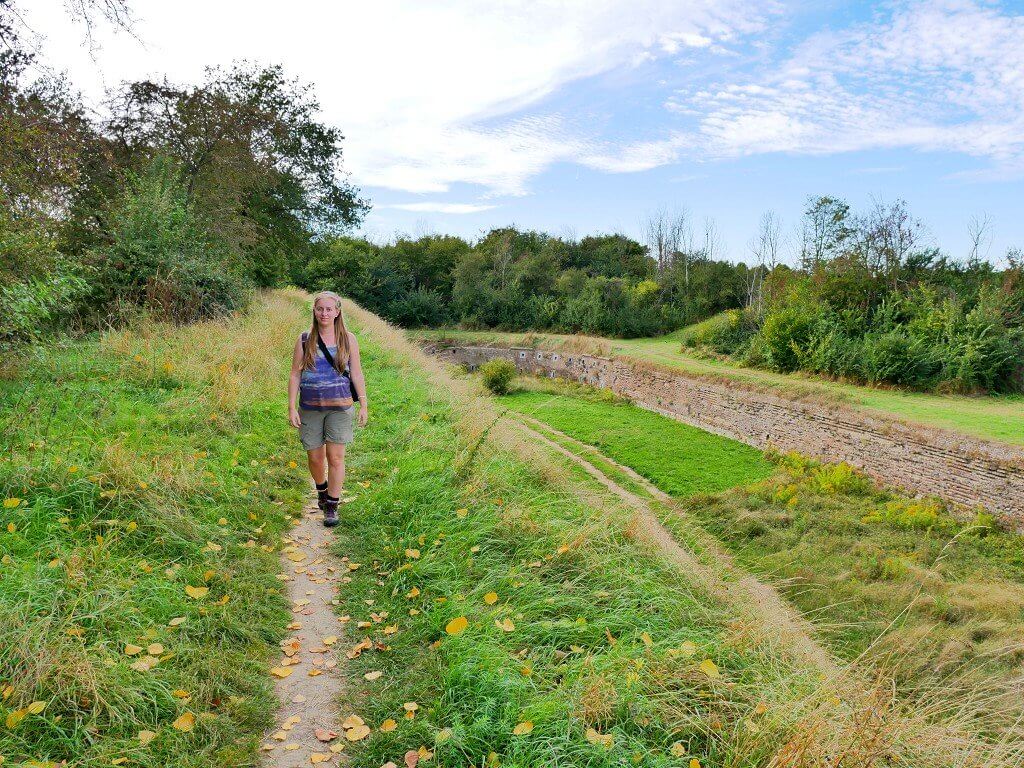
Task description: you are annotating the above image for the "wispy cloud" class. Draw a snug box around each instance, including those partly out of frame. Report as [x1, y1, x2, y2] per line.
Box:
[385, 202, 498, 214]
[666, 1, 1024, 175]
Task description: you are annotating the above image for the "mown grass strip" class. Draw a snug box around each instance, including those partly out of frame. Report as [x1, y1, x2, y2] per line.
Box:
[0, 290, 311, 767]
[498, 385, 772, 497]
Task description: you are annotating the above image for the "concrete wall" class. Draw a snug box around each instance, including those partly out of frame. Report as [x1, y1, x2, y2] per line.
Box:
[431, 343, 1024, 530]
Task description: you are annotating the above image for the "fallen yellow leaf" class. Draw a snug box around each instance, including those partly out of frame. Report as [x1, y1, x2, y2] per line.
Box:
[184, 585, 209, 599]
[483, 592, 498, 605]
[124, 644, 144, 656]
[345, 725, 370, 741]
[172, 712, 195, 732]
[26, 701, 46, 715]
[699, 659, 720, 679]
[512, 720, 533, 735]
[379, 718, 398, 732]
[147, 643, 164, 655]
[270, 667, 294, 679]
[445, 616, 468, 635]
[138, 730, 157, 745]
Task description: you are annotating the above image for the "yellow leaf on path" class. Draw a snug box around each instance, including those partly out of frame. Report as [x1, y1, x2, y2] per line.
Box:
[138, 730, 157, 745]
[26, 701, 46, 715]
[270, 667, 294, 679]
[379, 719, 398, 732]
[483, 592, 498, 605]
[310, 754, 330, 764]
[185, 585, 209, 599]
[342, 714, 364, 729]
[322, 636, 337, 645]
[345, 725, 370, 741]
[308, 669, 323, 677]
[147, 643, 164, 655]
[445, 616, 468, 635]
[172, 712, 195, 732]
[699, 659, 720, 679]
[124, 643, 144, 656]
[512, 721, 534, 735]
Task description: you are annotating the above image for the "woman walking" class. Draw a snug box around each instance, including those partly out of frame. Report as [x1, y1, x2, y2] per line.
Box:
[288, 291, 369, 526]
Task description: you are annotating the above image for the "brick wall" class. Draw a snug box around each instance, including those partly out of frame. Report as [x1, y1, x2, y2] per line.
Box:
[430, 343, 1024, 530]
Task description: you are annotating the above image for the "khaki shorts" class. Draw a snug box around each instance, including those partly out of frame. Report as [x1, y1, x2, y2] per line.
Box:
[299, 407, 355, 450]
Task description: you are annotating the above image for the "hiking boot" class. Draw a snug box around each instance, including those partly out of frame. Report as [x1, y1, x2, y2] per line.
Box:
[323, 497, 340, 527]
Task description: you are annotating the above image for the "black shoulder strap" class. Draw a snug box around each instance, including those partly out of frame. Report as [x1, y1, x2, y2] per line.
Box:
[316, 335, 337, 368]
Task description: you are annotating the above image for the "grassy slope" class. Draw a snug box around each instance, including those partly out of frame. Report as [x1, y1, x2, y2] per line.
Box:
[496, 376, 1024, 741]
[0, 291, 310, 767]
[411, 328, 1024, 447]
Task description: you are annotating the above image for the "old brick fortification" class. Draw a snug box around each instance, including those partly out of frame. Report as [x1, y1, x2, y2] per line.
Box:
[428, 343, 1024, 530]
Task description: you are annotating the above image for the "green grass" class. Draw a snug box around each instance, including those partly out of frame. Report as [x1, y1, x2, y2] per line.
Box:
[494, 378, 1024, 742]
[496, 384, 773, 497]
[412, 327, 1024, 446]
[323, 310, 862, 768]
[0, 291, 310, 767]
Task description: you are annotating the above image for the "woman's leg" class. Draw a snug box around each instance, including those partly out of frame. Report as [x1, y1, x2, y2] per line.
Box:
[325, 442, 346, 497]
[307, 445, 327, 485]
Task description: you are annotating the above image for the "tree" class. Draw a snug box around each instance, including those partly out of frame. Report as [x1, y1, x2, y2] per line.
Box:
[746, 210, 781, 312]
[799, 195, 852, 270]
[643, 207, 689, 275]
[105, 63, 368, 285]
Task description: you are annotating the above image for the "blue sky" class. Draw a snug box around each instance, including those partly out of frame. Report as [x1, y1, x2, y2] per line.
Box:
[25, 0, 1024, 265]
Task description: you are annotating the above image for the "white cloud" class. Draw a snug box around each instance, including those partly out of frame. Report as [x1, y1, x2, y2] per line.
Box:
[668, 1, 1024, 173]
[385, 202, 497, 214]
[22, 0, 777, 197]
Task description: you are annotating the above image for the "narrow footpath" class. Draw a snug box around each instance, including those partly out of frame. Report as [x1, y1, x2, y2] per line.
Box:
[261, 501, 349, 767]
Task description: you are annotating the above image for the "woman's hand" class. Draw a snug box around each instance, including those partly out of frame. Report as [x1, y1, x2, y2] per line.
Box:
[289, 407, 302, 429]
[357, 405, 369, 427]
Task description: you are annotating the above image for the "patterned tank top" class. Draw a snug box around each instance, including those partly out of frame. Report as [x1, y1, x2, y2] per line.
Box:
[299, 332, 354, 410]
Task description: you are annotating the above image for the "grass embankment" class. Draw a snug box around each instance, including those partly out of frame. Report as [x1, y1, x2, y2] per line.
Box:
[329, 305, 1019, 767]
[412, 328, 1024, 447]
[0, 291, 310, 766]
[497, 376, 1024, 744]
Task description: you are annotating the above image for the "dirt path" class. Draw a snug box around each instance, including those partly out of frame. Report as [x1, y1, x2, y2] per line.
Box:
[510, 413, 838, 675]
[260, 501, 348, 767]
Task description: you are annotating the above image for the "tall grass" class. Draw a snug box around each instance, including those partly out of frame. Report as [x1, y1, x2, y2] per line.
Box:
[0, 290, 310, 767]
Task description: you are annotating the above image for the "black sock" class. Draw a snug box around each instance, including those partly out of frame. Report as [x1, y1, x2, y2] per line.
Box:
[315, 481, 328, 501]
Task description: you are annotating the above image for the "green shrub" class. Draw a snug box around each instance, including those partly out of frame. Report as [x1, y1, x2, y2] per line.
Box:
[479, 358, 517, 395]
[861, 331, 941, 388]
[87, 156, 250, 324]
[758, 305, 818, 372]
[681, 309, 757, 354]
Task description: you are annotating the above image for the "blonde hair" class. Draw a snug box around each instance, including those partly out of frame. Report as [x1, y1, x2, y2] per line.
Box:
[302, 291, 351, 372]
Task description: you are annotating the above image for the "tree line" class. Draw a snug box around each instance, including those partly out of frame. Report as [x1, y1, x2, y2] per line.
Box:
[298, 197, 1023, 394]
[1, 0, 367, 346]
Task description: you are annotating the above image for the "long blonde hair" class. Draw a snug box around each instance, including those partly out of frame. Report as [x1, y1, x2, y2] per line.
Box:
[303, 291, 351, 372]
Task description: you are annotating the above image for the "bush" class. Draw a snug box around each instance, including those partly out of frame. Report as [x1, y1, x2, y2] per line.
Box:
[758, 305, 818, 372]
[861, 331, 941, 388]
[87, 156, 250, 324]
[681, 309, 757, 354]
[479, 358, 517, 395]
